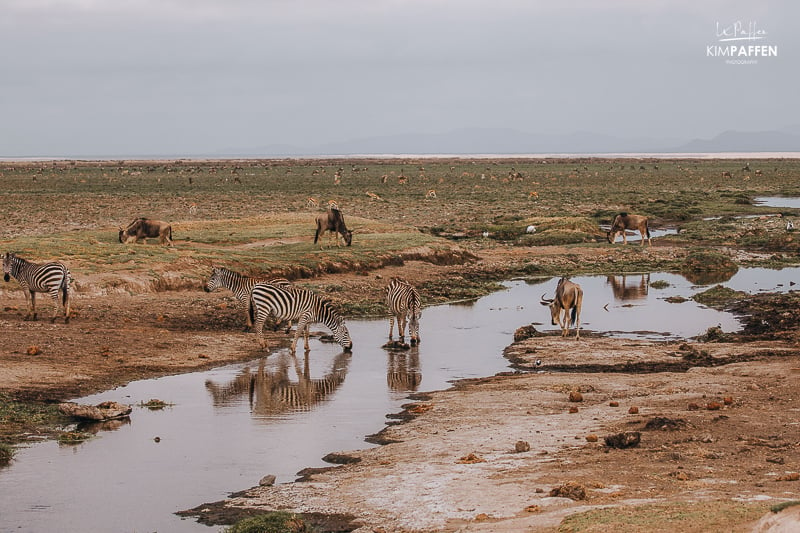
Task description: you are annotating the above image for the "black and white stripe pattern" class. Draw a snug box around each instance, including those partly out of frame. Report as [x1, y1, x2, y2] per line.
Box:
[249, 282, 353, 353]
[204, 266, 290, 329]
[386, 277, 421, 345]
[2, 252, 71, 323]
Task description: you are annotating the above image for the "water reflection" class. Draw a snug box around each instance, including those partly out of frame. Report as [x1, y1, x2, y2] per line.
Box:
[606, 274, 650, 300]
[386, 349, 422, 392]
[680, 268, 738, 285]
[205, 351, 351, 416]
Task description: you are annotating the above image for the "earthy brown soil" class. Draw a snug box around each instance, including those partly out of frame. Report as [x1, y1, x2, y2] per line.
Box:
[2, 241, 800, 531]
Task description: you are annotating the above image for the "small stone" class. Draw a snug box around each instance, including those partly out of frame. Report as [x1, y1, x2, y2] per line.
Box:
[767, 456, 786, 465]
[515, 440, 531, 453]
[776, 473, 800, 481]
[524, 505, 542, 513]
[628, 406, 639, 414]
[569, 406, 579, 414]
[475, 513, 490, 521]
[688, 402, 700, 411]
[569, 391, 584, 402]
[723, 396, 734, 405]
[604, 432, 641, 449]
[586, 434, 599, 442]
[609, 401, 619, 407]
[549, 481, 586, 500]
[259, 474, 276, 487]
[706, 401, 722, 411]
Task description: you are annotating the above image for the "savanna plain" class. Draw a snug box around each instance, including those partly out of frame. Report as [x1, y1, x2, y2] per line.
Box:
[1, 158, 800, 532]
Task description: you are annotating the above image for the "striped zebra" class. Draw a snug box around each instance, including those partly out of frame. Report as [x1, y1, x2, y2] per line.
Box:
[386, 277, 422, 345]
[2, 252, 71, 323]
[204, 267, 291, 330]
[249, 282, 353, 353]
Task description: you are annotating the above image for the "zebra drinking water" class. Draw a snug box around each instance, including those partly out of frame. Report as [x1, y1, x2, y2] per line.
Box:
[2, 252, 71, 323]
[204, 266, 291, 330]
[386, 277, 422, 345]
[249, 282, 353, 353]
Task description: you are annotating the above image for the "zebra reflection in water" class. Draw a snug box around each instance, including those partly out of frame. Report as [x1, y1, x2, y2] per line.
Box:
[205, 350, 351, 416]
[387, 350, 422, 392]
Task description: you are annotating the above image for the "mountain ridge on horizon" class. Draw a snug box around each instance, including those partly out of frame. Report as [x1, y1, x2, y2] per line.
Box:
[218, 126, 800, 157]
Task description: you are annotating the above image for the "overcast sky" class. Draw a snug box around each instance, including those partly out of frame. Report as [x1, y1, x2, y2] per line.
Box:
[1, 0, 796, 157]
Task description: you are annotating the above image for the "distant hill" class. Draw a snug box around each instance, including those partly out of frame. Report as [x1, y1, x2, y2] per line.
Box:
[219, 127, 798, 157]
[672, 130, 800, 153]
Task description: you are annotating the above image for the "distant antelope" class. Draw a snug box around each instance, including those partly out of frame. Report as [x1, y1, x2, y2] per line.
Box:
[722, 171, 732, 178]
[398, 176, 407, 185]
[306, 197, 319, 209]
[425, 189, 437, 199]
[188, 203, 198, 215]
[528, 191, 539, 199]
[366, 191, 382, 201]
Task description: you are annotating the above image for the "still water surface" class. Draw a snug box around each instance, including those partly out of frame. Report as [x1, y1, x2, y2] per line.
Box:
[1, 269, 798, 532]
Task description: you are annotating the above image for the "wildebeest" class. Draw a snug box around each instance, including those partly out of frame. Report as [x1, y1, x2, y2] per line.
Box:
[119, 218, 173, 246]
[540, 277, 583, 339]
[314, 207, 352, 247]
[607, 212, 651, 246]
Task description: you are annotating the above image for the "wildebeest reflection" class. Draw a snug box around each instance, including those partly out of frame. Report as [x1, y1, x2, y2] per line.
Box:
[387, 350, 422, 392]
[205, 351, 351, 416]
[606, 274, 650, 301]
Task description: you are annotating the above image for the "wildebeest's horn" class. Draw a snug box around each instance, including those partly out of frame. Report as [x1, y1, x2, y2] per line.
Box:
[540, 293, 554, 305]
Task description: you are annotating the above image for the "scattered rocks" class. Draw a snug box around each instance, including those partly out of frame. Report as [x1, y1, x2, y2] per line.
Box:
[514, 440, 530, 453]
[457, 453, 485, 464]
[604, 432, 641, 449]
[549, 481, 587, 500]
[644, 417, 687, 431]
[58, 401, 132, 421]
[777, 473, 800, 481]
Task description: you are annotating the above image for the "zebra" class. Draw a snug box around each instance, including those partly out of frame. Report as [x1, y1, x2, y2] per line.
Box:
[386, 277, 422, 345]
[204, 266, 291, 330]
[2, 252, 71, 323]
[249, 282, 353, 353]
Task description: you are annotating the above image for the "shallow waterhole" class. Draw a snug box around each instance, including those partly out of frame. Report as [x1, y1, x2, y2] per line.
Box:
[1, 267, 798, 532]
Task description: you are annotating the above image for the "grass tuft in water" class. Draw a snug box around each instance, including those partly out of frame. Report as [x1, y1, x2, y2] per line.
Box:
[224, 511, 313, 533]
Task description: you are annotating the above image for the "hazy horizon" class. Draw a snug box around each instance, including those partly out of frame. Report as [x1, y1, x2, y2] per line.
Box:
[2, 1, 797, 157]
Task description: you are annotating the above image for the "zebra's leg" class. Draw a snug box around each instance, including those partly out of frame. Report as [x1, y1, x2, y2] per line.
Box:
[398, 314, 407, 343]
[62, 283, 70, 324]
[388, 316, 396, 341]
[253, 310, 269, 350]
[49, 289, 60, 323]
[303, 323, 311, 351]
[27, 290, 37, 321]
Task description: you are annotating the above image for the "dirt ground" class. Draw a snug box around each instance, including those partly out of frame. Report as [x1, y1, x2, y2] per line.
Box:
[3, 239, 800, 532]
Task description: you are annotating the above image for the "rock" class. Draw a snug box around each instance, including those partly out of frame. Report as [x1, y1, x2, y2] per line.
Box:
[58, 401, 132, 421]
[723, 396, 734, 405]
[456, 453, 485, 464]
[569, 406, 579, 413]
[644, 417, 687, 431]
[382, 340, 410, 351]
[549, 481, 587, 500]
[688, 402, 701, 411]
[777, 473, 800, 481]
[513, 325, 539, 342]
[628, 406, 639, 414]
[259, 475, 276, 487]
[609, 401, 619, 407]
[515, 440, 530, 453]
[604, 432, 641, 449]
[568, 391, 583, 402]
[751, 503, 800, 532]
[706, 401, 722, 410]
[585, 434, 598, 442]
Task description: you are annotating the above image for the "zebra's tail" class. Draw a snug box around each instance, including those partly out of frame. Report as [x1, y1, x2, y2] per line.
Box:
[61, 268, 71, 321]
[248, 294, 256, 325]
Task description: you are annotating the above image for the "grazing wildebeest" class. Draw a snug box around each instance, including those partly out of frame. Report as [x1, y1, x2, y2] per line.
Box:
[607, 212, 651, 246]
[314, 207, 352, 248]
[119, 218, 173, 246]
[540, 277, 583, 339]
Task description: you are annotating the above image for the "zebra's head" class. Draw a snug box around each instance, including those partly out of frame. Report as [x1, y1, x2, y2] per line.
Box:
[408, 307, 422, 345]
[204, 267, 223, 293]
[2, 252, 16, 282]
[334, 317, 353, 351]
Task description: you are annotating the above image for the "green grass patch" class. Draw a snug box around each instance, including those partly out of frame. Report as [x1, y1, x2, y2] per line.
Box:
[224, 511, 312, 533]
[692, 285, 748, 307]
